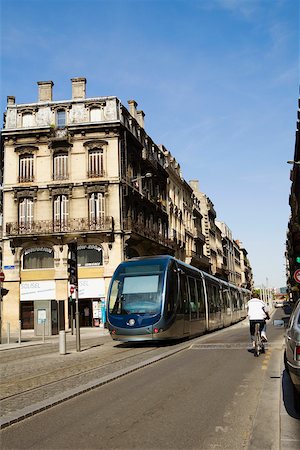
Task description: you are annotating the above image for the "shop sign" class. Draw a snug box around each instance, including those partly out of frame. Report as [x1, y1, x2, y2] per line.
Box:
[20, 280, 56, 301]
[78, 278, 105, 299]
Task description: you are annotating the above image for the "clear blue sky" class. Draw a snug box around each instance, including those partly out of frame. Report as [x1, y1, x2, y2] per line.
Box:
[1, 0, 298, 288]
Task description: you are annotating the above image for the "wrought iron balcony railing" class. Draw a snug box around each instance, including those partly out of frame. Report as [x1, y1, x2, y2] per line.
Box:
[6, 217, 114, 236]
[123, 218, 177, 249]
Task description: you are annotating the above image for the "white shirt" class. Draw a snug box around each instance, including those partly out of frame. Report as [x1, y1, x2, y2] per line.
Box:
[247, 298, 268, 320]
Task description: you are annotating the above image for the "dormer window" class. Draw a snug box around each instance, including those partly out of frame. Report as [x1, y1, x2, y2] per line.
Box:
[56, 109, 66, 128]
[90, 107, 101, 122]
[22, 113, 33, 128]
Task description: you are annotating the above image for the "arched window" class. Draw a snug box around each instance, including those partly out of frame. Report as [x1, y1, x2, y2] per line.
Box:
[23, 248, 54, 269]
[77, 245, 103, 267]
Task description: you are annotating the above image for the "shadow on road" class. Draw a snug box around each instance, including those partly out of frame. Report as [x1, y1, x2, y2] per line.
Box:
[282, 369, 300, 420]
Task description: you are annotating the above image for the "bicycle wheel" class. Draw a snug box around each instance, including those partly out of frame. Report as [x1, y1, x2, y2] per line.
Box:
[254, 323, 260, 357]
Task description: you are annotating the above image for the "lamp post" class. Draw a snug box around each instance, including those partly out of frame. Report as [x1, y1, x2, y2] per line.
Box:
[131, 172, 152, 183]
[287, 160, 300, 165]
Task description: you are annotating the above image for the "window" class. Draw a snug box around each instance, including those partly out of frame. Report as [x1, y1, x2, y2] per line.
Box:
[90, 107, 101, 122]
[77, 245, 103, 267]
[23, 248, 54, 269]
[88, 149, 103, 177]
[54, 195, 68, 231]
[89, 192, 105, 229]
[19, 154, 34, 182]
[22, 113, 33, 127]
[19, 198, 33, 231]
[56, 109, 66, 128]
[53, 152, 68, 180]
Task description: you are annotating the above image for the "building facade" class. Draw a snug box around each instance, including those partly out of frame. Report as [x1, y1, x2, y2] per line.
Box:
[1, 78, 253, 334]
[286, 98, 300, 301]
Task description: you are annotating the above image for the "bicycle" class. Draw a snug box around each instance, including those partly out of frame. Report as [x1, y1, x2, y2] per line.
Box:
[254, 322, 265, 357]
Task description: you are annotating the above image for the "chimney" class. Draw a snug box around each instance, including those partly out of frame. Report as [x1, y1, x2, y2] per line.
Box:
[136, 110, 145, 129]
[71, 77, 86, 99]
[127, 100, 137, 119]
[37, 81, 54, 102]
[7, 96, 15, 105]
[189, 179, 200, 193]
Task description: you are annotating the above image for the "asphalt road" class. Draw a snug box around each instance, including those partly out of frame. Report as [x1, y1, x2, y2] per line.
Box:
[1, 313, 289, 450]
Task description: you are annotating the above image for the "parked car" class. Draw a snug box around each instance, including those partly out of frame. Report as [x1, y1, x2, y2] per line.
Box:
[279, 300, 300, 412]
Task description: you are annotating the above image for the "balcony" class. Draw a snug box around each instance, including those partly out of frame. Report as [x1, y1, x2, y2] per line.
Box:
[124, 218, 177, 250]
[6, 217, 114, 236]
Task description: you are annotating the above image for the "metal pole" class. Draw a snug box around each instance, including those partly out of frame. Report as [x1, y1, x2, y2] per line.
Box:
[7, 322, 10, 344]
[75, 286, 81, 352]
[18, 320, 21, 345]
[42, 320, 45, 343]
[70, 299, 74, 335]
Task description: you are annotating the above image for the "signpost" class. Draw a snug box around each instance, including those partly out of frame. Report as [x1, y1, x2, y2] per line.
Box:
[294, 269, 300, 284]
[0, 270, 5, 343]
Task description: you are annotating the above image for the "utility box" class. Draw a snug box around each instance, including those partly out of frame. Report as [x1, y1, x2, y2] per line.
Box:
[34, 300, 65, 336]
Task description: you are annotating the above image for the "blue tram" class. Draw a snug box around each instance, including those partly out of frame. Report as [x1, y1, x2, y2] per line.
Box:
[107, 255, 250, 342]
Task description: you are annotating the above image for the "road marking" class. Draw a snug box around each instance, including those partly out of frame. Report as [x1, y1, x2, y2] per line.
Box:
[215, 426, 229, 433]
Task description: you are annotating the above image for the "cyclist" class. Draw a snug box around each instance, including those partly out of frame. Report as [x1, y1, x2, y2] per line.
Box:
[247, 292, 270, 346]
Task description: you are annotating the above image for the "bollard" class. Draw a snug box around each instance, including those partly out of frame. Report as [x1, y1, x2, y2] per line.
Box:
[7, 322, 10, 344]
[59, 330, 66, 355]
[18, 320, 21, 345]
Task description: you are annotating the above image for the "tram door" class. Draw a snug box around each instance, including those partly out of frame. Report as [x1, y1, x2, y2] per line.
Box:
[180, 272, 190, 335]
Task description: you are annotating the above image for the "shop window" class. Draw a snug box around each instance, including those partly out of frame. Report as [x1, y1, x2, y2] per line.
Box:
[23, 248, 54, 269]
[77, 245, 103, 267]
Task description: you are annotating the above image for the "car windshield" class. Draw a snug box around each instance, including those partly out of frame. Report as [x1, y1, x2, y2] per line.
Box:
[108, 261, 165, 315]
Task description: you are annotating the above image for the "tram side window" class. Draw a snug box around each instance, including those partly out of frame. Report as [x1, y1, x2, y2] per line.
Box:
[231, 290, 238, 310]
[196, 279, 205, 318]
[165, 261, 178, 319]
[208, 283, 219, 314]
[188, 277, 198, 319]
[179, 272, 189, 315]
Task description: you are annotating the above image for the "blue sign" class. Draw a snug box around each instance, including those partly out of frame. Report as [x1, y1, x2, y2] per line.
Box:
[4, 265, 15, 270]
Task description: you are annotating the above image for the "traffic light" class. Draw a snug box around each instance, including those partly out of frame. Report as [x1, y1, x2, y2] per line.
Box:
[68, 242, 78, 286]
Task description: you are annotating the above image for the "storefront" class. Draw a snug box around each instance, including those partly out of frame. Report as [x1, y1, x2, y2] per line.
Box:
[68, 278, 106, 327]
[20, 280, 64, 334]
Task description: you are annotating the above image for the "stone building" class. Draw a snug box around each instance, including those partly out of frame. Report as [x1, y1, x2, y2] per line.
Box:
[1, 78, 253, 334]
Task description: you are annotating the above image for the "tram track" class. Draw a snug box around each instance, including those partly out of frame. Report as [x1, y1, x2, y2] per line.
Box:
[0, 343, 165, 402]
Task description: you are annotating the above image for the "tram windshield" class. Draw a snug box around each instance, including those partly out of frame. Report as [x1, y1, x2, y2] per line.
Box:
[108, 261, 166, 315]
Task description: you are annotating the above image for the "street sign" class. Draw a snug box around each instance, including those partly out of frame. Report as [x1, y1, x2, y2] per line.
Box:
[0, 271, 5, 282]
[294, 269, 300, 283]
